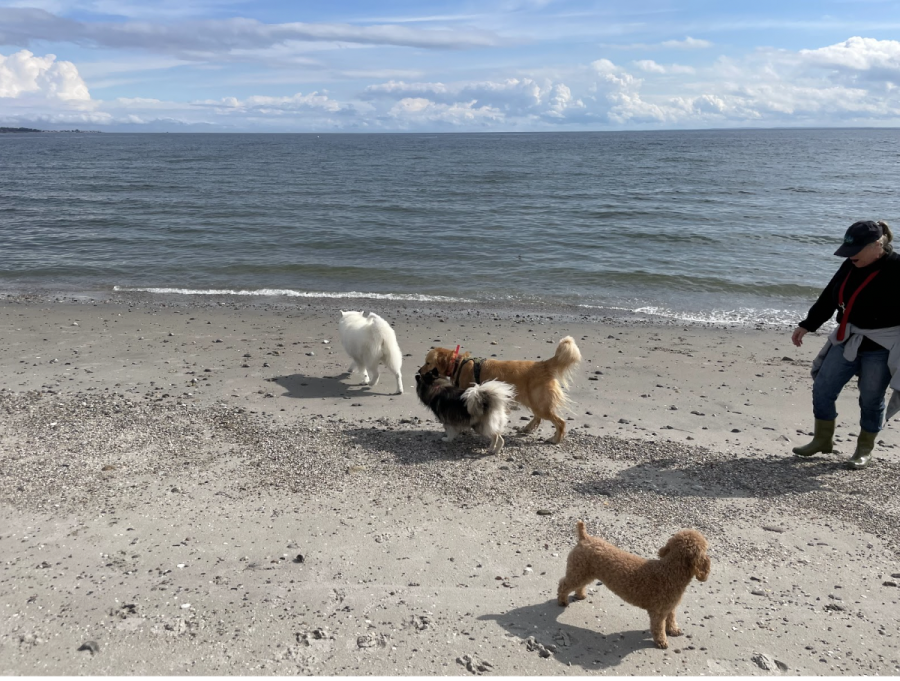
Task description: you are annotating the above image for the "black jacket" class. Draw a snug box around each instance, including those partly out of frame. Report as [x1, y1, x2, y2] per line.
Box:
[799, 249, 900, 347]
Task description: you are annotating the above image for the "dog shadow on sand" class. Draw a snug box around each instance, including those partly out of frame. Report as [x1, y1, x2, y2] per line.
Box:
[271, 371, 397, 400]
[343, 425, 527, 465]
[477, 600, 655, 672]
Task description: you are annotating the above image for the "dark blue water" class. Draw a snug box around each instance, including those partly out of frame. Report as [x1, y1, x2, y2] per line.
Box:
[2, 129, 898, 324]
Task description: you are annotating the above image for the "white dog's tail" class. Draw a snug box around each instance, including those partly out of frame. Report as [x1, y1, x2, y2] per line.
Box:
[462, 379, 515, 433]
[367, 312, 403, 372]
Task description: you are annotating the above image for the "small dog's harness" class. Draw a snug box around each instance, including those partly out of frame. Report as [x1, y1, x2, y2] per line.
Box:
[452, 357, 485, 386]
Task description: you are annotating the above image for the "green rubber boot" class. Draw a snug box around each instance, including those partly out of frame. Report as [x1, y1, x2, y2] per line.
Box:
[792, 419, 835, 457]
[847, 430, 877, 470]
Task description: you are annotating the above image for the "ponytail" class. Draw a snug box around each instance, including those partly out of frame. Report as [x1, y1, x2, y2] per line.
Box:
[877, 220, 893, 244]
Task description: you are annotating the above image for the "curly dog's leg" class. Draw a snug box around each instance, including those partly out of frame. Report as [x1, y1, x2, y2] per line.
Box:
[665, 610, 683, 637]
[557, 574, 592, 606]
[649, 611, 669, 649]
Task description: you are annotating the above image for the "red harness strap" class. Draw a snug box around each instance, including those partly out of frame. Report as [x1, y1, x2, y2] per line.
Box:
[446, 345, 460, 377]
[836, 270, 880, 342]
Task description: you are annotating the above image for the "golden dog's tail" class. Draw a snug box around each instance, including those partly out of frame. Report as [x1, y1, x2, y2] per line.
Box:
[543, 336, 582, 389]
[575, 520, 589, 541]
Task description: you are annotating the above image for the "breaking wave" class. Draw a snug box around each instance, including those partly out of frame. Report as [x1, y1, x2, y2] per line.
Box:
[112, 286, 473, 303]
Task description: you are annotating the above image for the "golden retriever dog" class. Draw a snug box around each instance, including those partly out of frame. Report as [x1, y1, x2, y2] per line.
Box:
[418, 336, 581, 444]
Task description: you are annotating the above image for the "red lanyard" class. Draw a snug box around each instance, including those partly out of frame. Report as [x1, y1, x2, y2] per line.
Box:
[836, 270, 880, 341]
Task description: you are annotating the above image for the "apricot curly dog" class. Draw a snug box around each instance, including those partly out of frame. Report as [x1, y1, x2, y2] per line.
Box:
[557, 521, 711, 649]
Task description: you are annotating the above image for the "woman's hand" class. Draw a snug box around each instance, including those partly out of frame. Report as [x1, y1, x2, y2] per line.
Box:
[791, 327, 808, 347]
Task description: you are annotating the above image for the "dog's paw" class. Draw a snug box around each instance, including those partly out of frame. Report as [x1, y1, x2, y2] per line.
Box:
[654, 639, 669, 649]
[667, 627, 683, 637]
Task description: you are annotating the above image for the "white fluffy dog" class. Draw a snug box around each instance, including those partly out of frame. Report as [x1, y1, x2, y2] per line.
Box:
[338, 310, 403, 394]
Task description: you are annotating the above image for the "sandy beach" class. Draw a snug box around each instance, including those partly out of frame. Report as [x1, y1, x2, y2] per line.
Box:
[0, 293, 898, 675]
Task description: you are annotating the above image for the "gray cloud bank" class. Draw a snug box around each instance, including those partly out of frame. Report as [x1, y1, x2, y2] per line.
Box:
[0, 7, 510, 56]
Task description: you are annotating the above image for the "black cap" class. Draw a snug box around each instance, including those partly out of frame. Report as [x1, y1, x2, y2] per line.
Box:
[834, 221, 883, 257]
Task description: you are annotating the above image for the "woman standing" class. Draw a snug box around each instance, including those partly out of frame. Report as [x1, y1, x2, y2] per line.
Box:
[791, 220, 900, 469]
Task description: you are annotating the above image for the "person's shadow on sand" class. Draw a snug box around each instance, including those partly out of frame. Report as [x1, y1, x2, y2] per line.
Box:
[478, 600, 655, 671]
[572, 454, 838, 501]
[271, 371, 392, 400]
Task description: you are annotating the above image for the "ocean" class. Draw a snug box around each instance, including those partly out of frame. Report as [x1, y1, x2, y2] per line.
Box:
[2, 129, 898, 326]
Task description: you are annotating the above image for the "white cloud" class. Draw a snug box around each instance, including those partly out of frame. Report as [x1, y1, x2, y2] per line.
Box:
[339, 69, 425, 80]
[589, 39, 900, 128]
[591, 59, 642, 91]
[633, 59, 666, 74]
[661, 37, 713, 49]
[602, 36, 713, 51]
[365, 76, 584, 121]
[0, 49, 90, 100]
[798, 36, 900, 84]
[0, 0, 236, 20]
[387, 98, 504, 126]
[74, 0, 254, 21]
[546, 83, 584, 117]
[75, 56, 194, 79]
[633, 59, 695, 74]
[366, 77, 545, 105]
[193, 92, 344, 114]
[6, 34, 900, 132]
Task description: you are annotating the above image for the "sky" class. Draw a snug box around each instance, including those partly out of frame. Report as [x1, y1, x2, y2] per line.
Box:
[1, 0, 899, 132]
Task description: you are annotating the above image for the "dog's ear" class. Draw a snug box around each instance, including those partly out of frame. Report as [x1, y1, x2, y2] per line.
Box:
[673, 532, 710, 579]
[694, 554, 711, 582]
[425, 352, 440, 372]
[658, 543, 670, 558]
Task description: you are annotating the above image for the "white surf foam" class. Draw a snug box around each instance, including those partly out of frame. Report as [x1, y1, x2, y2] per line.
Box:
[632, 306, 801, 327]
[112, 286, 473, 303]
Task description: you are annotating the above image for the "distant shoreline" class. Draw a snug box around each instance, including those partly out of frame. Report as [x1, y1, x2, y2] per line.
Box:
[0, 127, 101, 133]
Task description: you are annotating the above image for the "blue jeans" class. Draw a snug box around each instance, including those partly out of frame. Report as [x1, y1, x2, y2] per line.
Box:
[812, 344, 892, 433]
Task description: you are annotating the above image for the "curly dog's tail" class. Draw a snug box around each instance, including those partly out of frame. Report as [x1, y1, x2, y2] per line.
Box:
[575, 520, 589, 541]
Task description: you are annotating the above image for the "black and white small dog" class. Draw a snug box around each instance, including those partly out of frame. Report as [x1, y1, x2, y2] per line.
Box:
[415, 368, 515, 455]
